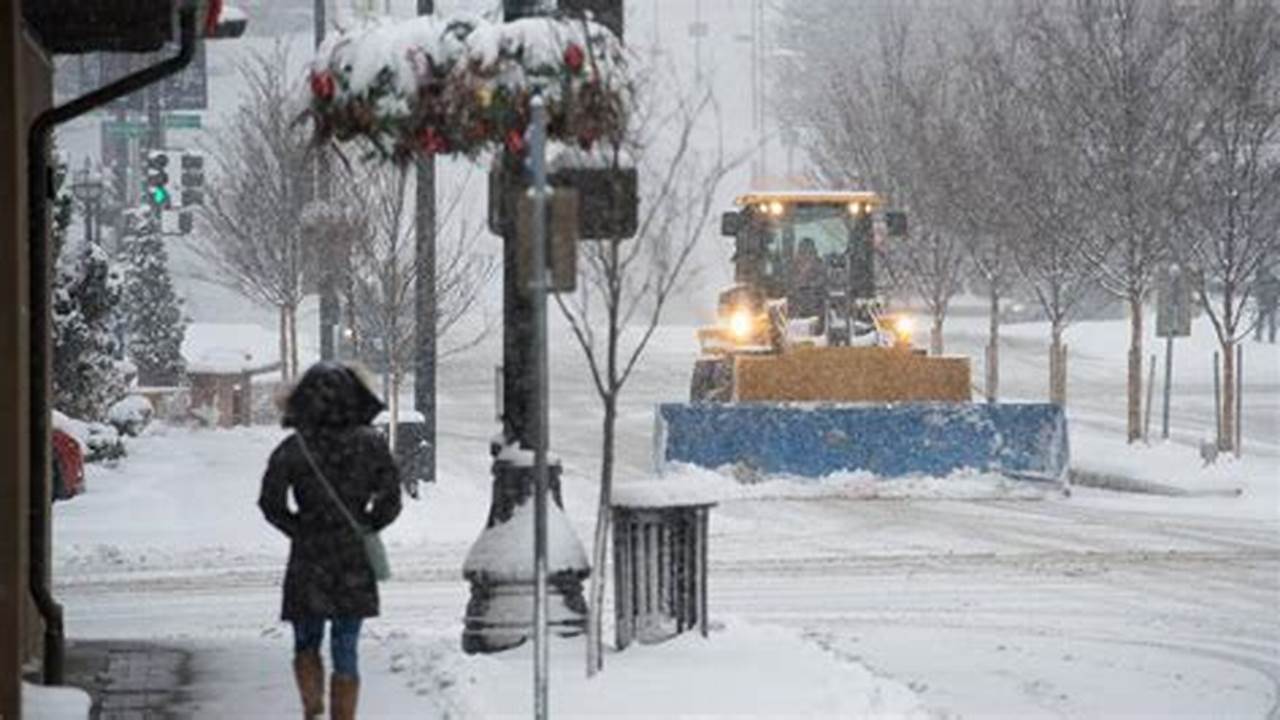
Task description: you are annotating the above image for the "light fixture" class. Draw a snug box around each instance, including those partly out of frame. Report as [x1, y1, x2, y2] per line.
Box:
[728, 308, 754, 340]
[70, 159, 104, 205]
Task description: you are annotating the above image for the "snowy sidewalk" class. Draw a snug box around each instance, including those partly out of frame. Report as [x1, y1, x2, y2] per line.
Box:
[38, 639, 192, 720]
[167, 623, 927, 718]
[1068, 429, 1274, 507]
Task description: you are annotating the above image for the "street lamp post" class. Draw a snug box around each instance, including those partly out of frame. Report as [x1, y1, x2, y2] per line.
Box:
[70, 158, 105, 247]
[462, 0, 631, 660]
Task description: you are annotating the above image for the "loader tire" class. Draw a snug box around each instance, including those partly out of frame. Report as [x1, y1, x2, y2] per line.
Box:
[690, 357, 733, 403]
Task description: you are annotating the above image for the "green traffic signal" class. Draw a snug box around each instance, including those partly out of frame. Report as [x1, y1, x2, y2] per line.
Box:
[149, 185, 170, 206]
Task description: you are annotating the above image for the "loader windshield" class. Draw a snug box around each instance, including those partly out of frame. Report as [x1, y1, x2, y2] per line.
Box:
[735, 199, 875, 298]
[765, 204, 852, 261]
[750, 203, 858, 288]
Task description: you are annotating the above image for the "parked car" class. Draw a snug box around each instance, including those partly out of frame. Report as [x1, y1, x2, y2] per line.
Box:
[51, 427, 85, 500]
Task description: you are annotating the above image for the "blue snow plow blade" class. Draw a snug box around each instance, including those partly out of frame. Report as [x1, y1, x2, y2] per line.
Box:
[656, 402, 1069, 483]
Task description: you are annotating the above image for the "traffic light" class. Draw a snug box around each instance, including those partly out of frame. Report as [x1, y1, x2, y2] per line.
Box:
[180, 152, 204, 206]
[144, 150, 171, 208]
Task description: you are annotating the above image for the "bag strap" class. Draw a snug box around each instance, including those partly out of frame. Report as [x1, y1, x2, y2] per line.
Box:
[295, 433, 366, 536]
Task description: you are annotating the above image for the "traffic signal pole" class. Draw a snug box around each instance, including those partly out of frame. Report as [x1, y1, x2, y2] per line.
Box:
[146, 84, 165, 223]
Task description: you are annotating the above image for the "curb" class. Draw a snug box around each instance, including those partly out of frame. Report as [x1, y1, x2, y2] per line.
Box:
[1068, 468, 1243, 498]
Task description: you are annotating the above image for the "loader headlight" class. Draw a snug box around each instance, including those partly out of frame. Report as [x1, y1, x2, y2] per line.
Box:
[729, 308, 754, 340]
[892, 315, 914, 344]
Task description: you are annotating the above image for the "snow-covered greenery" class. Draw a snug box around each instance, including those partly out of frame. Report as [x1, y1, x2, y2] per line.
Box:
[306, 14, 631, 162]
[120, 210, 187, 388]
[51, 155, 125, 422]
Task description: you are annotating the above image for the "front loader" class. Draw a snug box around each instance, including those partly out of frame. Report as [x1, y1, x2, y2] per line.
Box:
[657, 191, 1069, 483]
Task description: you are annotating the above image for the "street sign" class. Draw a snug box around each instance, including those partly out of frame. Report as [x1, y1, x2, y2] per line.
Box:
[1156, 263, 1195, 338]
[164, 113, 202, 129]
[517, 189, 580, 294]
[104, 114, 202, 137]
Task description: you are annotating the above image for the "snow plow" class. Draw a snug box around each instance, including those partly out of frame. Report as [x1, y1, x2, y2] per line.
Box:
[658, 191, 1068, 483]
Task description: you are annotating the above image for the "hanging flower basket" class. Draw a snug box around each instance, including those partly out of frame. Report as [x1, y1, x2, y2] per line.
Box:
[306, 14, 632, 164]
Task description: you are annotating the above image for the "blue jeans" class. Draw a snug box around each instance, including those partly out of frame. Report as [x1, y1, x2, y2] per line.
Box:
[292, 617, 363, 677]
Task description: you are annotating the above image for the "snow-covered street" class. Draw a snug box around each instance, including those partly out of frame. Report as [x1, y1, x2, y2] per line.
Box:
[51, 317, 1280, 718]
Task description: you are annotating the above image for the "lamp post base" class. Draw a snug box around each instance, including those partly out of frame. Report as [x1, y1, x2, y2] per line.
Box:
[461, 458, 589, 654]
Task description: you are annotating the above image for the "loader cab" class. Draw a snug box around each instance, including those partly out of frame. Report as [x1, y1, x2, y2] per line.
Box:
[721, 190, 889, 310]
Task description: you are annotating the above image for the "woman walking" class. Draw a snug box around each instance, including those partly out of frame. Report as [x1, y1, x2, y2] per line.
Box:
[259, 362, 403, 719]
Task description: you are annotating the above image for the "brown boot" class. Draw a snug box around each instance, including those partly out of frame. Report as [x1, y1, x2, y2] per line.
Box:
[293, 651, 325, 718]
[330, 673, 359, 720]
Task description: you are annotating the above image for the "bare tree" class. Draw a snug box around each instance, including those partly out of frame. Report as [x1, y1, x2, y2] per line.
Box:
[553, 82, 742, 675]
[961, 19, 1103, 405]
[1176, 0, 1280, 451]
[878, 21, 972, 356]
[785, 10, 969, 355]
[953, 20, 1021, 402]
[334, 161, 496, 440]
[1023, 0, 1195, 440]
[197, 44, 314, 381]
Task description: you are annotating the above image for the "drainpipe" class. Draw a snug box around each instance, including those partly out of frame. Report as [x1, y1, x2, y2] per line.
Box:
[27, 2, 197, 685]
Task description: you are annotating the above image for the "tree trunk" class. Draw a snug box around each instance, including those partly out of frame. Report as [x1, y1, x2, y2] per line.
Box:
[986, 287, 1000, 403]
[1050, 323, 1067, 406]
[388, 367, 399, 453]
[930, 313, 944, 356]
[587, 394, 617, 677]
[1127, 297, 1143, 442]
[288, 303, 300, 380]
[1220, 339, 1235, 452]
[278, 305, 289, 382]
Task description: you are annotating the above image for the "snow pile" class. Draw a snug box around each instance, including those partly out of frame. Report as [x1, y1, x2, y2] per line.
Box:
[462, 500, 588, 580]
[373, 408, 427, 425]
[383, 619, 927, 718]
[22, 681, 91, 719]
[51, 410, 91, 454]
[107, 395, 154, 437]
[52, 409, 124, 463]
[182, 322, 279, 374]
[1070, 432, 1264, 498]
[616, 462, 1055, 507]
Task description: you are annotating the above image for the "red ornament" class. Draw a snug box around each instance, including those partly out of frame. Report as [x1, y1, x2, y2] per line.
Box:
[563, 43, 585, 74]
[467, 120, 491, 143]
[418, 127, 449, 155]
[205, 0, 223, 35]
[505, 129, 526, 156]
[310, 71, 336, 102]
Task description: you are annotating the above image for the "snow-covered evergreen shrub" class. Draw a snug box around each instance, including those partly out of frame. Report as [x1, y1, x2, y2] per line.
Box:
[51, 157, 126, 422]
[107, 395, 154, 437]
[120, 214, 187, 387]
[84, 422, 126, 463]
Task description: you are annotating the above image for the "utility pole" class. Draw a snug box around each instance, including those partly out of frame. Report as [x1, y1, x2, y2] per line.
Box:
[528, 93, 551, 720]
[415, 0, 437, 486]
[462, 0, 631, 659]
[317, 0, 339, 363]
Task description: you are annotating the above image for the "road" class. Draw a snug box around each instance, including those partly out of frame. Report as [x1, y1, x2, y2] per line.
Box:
[54, 320, 1280, 717]
[58, 490, 1280, 718]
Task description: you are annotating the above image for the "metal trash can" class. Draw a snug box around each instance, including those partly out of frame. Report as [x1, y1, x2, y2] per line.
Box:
[612, 502, 714, 649]
[373, 417, 433, 493]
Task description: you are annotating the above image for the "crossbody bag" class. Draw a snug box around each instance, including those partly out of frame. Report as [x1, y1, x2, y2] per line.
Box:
[295, 434, 392, 581]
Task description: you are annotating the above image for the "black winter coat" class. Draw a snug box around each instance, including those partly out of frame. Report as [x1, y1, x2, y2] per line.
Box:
[260, 428, 402, 620]
[258, 363, 402, 621]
